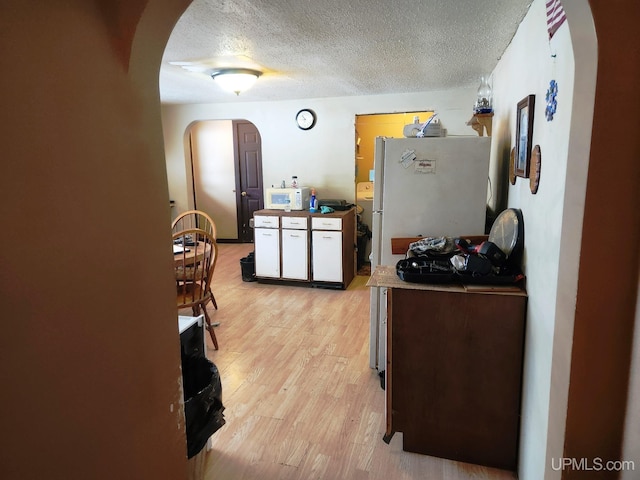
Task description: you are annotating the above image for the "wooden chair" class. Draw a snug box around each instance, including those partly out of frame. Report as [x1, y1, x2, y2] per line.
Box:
[172, 210, 218, 309]
[172, 209, 217, 239]
[174, 228, 219, 350]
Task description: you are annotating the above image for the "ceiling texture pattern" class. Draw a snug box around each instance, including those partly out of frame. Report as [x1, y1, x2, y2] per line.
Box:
[160, 0, 533, 104]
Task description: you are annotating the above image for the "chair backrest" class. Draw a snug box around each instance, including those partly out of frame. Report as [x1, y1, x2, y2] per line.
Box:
[172, 210, 217, 239]
[174, 228, 218, 307]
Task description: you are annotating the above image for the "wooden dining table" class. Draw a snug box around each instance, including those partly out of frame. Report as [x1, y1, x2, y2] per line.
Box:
[173, 241, 211, 268]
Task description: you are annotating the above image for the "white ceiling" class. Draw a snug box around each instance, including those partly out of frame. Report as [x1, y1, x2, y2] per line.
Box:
[160, 0, 532, 104]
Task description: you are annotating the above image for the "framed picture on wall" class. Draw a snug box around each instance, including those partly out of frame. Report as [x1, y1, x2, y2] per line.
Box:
[515, 95, 535, 178]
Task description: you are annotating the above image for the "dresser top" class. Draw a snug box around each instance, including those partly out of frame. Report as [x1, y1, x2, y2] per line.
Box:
[367, 265, 527, 296]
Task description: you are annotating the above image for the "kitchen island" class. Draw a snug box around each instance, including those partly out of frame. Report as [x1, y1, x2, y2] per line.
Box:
[253, 208, 356, 289]
[367, 265, 527, 471]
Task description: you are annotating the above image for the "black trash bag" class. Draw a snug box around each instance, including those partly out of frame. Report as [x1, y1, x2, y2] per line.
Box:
[182, 355, 225, 458]
[240, 251, 256, 282]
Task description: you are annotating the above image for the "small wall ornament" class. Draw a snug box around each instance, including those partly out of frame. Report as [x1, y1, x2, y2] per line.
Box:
[529, 145, 542, 194]
[545, 80, 558, 121]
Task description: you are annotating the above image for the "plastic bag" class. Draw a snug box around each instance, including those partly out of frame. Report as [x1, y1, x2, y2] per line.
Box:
[182, 355, 225, 458]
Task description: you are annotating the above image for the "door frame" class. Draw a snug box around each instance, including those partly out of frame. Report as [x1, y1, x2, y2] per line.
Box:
[232, 120, 264, 243]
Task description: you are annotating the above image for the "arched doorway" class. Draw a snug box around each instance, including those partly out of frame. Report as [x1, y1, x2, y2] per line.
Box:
[189, 119, 264, 242]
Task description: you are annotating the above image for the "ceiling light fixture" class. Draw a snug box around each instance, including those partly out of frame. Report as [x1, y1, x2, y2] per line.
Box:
[211, 68, 262, 95]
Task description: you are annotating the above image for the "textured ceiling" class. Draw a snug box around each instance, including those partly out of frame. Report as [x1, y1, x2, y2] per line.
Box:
[160, 0, 532, 104]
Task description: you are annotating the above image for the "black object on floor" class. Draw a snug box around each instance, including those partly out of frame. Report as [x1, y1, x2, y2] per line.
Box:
[240, 251, 256, 282]
[182, 355, 225, 458]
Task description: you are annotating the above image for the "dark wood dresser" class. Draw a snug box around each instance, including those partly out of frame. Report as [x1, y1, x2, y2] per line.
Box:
[368, 266, 527, 471]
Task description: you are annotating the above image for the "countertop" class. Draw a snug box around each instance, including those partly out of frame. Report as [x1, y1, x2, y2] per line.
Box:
[254, 208, 355, 219]
[366, 265, 527, 296]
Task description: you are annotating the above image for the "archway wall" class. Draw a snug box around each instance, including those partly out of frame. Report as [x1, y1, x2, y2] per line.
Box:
[488, 0, 596, 478]
[0, 1, 192, 478]
[563, 1, 640, 477]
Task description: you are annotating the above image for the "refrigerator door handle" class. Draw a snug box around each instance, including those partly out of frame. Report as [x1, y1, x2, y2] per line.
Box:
[372, 137, 385, 212]
[370, 211, 383, 269]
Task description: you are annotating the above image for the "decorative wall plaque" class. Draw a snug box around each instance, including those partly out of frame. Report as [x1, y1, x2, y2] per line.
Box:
[529, 145, 542, 194]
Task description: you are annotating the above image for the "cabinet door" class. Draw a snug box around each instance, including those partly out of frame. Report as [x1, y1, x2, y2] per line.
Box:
[311, 230, 342, 282]
[388, 288, 526, 470]
[282, 229, 308, 280]
[255, 227, 280, 278]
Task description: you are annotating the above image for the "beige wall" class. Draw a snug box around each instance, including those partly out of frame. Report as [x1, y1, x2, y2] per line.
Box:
[0, 1, 191, 478]
[190, 120, 239, 239]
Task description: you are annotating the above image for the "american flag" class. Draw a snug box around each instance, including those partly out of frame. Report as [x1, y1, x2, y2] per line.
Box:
[546, 0, 567, 39]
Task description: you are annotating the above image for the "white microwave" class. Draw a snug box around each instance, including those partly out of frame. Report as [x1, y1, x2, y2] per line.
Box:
[265, 187, 311, 210]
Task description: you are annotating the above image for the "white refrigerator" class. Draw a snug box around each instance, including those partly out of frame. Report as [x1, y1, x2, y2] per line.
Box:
[369, 136, 491, 371]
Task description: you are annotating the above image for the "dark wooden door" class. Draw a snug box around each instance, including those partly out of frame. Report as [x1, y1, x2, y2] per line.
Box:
[233, 121, 263, 242]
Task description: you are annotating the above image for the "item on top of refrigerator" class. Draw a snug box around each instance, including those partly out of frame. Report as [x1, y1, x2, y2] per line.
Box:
[402, 114, 443, 138]
[402, 116, 424, 138]
[416, 114, 440, 138]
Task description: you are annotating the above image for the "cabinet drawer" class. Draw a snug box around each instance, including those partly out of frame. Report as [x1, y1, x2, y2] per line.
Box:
[254, 215, 280, 228]
[311, 217, 342, 231]
[282, 216, 308, 230]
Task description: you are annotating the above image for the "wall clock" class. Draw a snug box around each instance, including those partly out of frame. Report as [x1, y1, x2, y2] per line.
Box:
[296, 109, 316, 130]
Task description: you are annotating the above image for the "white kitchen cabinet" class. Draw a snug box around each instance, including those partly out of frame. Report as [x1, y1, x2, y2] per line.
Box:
[281, 216, 308, 280]
[253, 209, 355, 289]
[254, 214, 280, 278]
[311, 230, 343, 282]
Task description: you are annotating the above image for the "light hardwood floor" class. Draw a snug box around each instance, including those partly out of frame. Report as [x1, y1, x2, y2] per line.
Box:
[187, 243, 517, 480]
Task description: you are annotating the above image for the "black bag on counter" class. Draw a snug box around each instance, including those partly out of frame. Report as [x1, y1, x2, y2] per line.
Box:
[396, 256, 457, 283]
[396, 209, 527, 286]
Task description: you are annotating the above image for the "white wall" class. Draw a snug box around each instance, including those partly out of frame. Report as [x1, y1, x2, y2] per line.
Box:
[491, 3, 572, 477]
[162, 87, 477, 215]
[490, 1, 596, 479]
